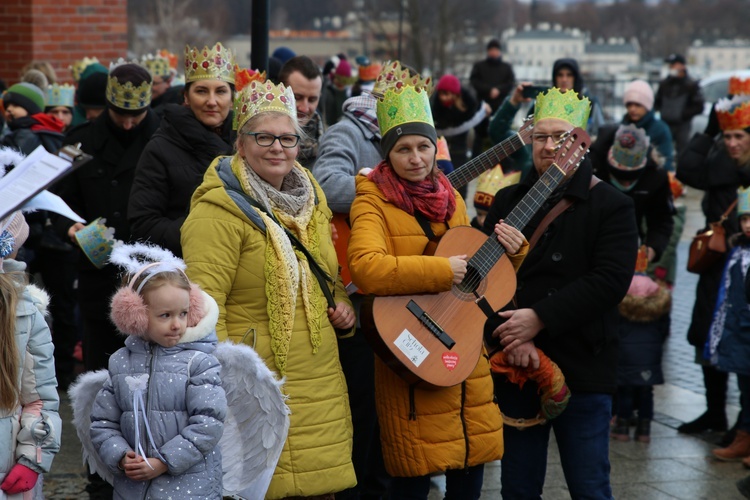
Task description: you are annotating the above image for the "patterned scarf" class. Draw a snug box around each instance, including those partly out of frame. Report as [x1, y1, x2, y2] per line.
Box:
[368, 160, 456, 222]
[231, 155, 326, 375]
[342, 94, 380, 138]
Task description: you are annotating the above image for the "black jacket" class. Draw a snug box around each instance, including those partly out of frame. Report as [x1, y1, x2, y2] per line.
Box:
[54, 109, 160, 273]
[654, 73, 704, 125]
[483, 161, 638, 393]
[469, 57, 515, 111]
[590, 124, 675, 259]
[676, 133, 750, 346]
[431, 86, 480, 163]
[128, 104, 235, 256]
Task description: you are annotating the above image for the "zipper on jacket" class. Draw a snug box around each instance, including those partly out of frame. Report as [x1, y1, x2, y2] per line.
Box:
[409, 384, 417, 421]
[460, 381, 469, 470]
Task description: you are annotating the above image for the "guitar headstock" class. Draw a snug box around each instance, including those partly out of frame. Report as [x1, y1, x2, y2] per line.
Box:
[551, 127, 590, 176]
[517, 115, 534, 144]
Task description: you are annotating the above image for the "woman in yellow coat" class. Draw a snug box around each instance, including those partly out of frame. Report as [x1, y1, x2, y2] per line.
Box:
[347, 62, 528, 498]
[181, 80, 356, 498]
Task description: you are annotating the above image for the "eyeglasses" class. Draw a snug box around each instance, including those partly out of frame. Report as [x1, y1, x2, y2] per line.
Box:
[243, 132, 300, 148]
[531, 131, 570, 144]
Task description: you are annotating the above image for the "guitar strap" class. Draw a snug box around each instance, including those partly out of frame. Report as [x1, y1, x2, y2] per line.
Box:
[414, 211, 448, 256]
[527, 176, 601, 251]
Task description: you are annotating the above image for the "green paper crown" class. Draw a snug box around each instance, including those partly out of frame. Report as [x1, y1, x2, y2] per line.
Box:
[739, 187, 750, 216]
[534, 87, 591, 130]
[373, 61, 434, 137]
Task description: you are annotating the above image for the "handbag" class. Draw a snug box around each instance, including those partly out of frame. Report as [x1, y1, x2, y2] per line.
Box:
[687, 199, 737, 274]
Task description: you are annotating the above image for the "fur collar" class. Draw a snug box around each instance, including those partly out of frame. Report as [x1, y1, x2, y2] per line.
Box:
[26, 283, 50, 316]
[179, 290, 219, 344]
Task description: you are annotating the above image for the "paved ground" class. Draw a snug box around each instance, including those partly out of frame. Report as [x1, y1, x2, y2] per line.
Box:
[43, 187, 749, 499]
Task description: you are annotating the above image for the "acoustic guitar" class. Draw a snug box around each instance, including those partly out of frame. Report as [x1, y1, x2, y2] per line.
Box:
[362, 128, 590, 388]
[333, 117, 536, 295]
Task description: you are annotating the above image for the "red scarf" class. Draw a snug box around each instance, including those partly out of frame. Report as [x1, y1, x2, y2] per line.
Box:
[368, 160, 456, 222]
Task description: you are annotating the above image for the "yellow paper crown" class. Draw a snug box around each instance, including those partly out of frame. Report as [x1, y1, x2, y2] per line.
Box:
[69, 57, 100, 82]
[47, 83, 75, 108]
[534, 87, 591, 130]
[729, 76, 750, 96]
[716, 95, 750, 131]
[373, 61, 434, 137]
[233, 80, 296, 132]
[184, 42, 236, 84]
[106, 62, 152, 110]
[474, 166, 522, 210]
[141, 53, 171, 78]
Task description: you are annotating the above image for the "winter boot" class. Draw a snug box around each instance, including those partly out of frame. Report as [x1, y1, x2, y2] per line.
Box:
[713, 430, 750, 461]
[738, 475, 750, 499]
[679, 366, 729, 434]
[635, 419, 651, 443]
[610, 417, 630, 442]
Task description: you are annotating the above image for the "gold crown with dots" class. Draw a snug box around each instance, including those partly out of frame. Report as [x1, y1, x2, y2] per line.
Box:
[372, 61, 434, 138]
[140, 53, 171, 78]
[534, 87, 591, 130]
[233, 80, 297, 132]
[106, 60, 152, 110]
[184, 42, 236, 84]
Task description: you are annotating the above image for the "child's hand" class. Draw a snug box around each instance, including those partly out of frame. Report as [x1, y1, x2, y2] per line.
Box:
[121, 451, 168, 481]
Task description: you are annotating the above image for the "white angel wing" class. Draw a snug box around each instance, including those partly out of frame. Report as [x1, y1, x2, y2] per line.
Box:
[67, 369, 113, 484]
[214, 341, 291, 500]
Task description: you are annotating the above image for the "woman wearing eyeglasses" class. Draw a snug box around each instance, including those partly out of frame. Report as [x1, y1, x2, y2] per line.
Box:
[181, 80, 357, 498]
[128, 43, 237, 257]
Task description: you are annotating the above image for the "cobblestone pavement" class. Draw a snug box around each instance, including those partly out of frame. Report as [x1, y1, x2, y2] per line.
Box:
[44, 188, 749, 499]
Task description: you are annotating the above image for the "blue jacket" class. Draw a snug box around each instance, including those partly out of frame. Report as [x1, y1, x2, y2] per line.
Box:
[90, 292, 226, 499]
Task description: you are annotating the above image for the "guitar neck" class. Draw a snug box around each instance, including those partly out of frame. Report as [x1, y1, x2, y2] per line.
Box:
[468, 165, 567, 277]
[446, 132, 526, 190]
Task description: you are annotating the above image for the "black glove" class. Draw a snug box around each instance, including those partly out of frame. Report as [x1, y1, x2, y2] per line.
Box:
[704, 104, 720, 138]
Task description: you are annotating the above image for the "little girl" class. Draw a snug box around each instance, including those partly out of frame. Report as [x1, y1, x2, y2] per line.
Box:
[89, 243, 227, 499]
[707, 188, 750, 463]
[0, 211, 61, 498]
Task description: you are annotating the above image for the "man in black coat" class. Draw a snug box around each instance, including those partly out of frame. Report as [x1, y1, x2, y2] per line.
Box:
[483, 92, 638, 498]
[469, 38, 515, 158]
[655, 53, 704, 157]
[54, 63, 160, 373]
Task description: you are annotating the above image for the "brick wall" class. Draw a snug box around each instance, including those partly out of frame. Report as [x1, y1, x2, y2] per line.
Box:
[0, 0, 128, 85]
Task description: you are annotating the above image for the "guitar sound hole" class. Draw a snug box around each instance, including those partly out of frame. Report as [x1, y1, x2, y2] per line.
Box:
[454, 265, 485, 296]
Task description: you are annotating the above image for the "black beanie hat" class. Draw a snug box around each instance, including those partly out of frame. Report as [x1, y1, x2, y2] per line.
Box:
[381, 122, 438, 161]
[77, 72, 108, 109]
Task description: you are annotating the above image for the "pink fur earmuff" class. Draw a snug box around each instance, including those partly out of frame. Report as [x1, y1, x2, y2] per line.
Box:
[110, 279, 206, 336]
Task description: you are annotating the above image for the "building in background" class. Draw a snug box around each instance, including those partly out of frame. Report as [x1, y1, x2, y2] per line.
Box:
[689, 39, 750, 75]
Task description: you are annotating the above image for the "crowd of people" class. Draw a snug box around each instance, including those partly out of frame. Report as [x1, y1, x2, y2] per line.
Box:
[3, 36, 750, 500]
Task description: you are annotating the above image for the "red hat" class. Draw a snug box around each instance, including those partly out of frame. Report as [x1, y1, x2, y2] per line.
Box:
[436, 74, 461, 96]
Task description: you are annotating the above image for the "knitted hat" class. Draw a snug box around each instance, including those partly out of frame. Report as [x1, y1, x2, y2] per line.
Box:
[0, 211, 30, 267]
[77, 72, 108, 109]
[436, 74, 461, 96]
[487, 39, 501, 51]
[3, 82, 46, 115]
[623, 80, 654, 111]
[272, 46, 296, 65]
[21, 69, 49, 92]
[608, 124, 651, 171]
[335, 59, 352, 78]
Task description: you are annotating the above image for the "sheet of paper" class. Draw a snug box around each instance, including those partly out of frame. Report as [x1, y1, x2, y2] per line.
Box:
[22, 191, 85, 223]
[0, 145, 73, 221]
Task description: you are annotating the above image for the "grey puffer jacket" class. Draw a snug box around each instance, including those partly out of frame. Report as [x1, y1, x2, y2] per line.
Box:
[90, 292, 226, 500]
[0, 260, 61, 500]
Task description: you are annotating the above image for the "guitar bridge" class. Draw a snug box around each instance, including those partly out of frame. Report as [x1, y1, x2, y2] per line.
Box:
[406, 300, 456, 349]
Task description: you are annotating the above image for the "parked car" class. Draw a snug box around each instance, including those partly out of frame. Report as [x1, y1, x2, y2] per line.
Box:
[690, 69, 750, 138]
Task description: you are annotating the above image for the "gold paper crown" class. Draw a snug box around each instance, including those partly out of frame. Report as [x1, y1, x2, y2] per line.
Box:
[474, 166, 522, 210]
[729, 76, 750, 96]
[184, 42, 236, 84]
[141, 53, 171, 78]
[233, 80, 296, 132]
[716, 95, 750, 131]
[534, 87, 591, 130]
[106, 63, 152, 111]
[69, 57, 100, 82]
[373, 61, 434, 137]
[47, 83, 75, 108]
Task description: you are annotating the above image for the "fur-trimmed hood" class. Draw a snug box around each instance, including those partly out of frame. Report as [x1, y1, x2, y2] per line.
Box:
[180, 290, 219, 344]
[2, 258, 50, 316]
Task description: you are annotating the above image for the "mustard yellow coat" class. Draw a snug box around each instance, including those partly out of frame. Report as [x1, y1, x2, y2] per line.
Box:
[347, 174, 527, 478]
[181, 156, 356, 498]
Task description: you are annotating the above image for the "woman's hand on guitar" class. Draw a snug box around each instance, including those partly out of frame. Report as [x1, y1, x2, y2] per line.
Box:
[493, 308, 544, 351]
[505, 340, 541, 370]
[494, 220, 526, 255]
[328, 302, 356, 329]
[448, 255, 468, 284]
